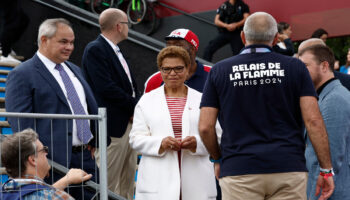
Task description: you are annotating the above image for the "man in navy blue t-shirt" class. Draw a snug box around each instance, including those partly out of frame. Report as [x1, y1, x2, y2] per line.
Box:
[199, 12, 334, 200]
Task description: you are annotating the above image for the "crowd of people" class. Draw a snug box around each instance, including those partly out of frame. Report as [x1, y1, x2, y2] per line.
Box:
[1, 0, 350, 200]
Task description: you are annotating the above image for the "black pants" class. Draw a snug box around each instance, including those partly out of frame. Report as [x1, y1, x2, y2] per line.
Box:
[203, 31, 244, 62]
[0, 0, 29, 57]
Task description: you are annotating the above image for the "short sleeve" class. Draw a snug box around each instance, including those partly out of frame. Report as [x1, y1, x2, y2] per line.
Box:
[298, 61, 317, 98]
[200, 69, 220, 108]
[241, 2, 250, 14]
[216, 3, 225, 15]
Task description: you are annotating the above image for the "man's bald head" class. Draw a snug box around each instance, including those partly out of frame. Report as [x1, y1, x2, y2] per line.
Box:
[99, 8, 125, 32]
[298, 38, 326, 53]
[243, 12, 277, 45]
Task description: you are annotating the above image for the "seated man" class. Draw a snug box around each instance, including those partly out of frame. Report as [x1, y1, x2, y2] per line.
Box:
[0, 129, 92, 200]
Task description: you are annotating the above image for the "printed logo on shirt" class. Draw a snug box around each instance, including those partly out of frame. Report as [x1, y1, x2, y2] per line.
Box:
[229, 62, 285, 87]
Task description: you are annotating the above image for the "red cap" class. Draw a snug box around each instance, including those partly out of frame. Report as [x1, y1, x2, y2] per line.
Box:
[165, 29, 199, 50]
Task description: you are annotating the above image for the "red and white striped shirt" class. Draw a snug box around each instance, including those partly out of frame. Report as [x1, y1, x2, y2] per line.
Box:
[166, 96, 187, 139]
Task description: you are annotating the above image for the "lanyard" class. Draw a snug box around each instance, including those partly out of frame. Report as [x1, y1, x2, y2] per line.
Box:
[240, 47, 271, 55]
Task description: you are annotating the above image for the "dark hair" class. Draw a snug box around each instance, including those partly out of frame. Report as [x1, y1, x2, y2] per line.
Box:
[1, 129, 38, 178]
[311, 28, 328, 38]
[299, 44, 335, 71]
[277, 22, 290, 34]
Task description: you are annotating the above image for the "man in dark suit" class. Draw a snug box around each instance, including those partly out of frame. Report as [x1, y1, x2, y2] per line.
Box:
[5, 18, 99, 200]
[82, 8, 139, 199]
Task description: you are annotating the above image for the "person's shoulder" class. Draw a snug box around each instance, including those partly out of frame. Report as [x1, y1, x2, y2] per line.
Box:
[188, 86, 202, 97]
[42, 187, 74, 200]
[197, 61, 212, 72]
[269, 52, 304, 66]
[144, 71, 163, 93]
[66, 61, 81, 70]
[215, 54, 245, 66]
[239, 0, 249, 7]
[203, 64, 212, 72]
[321, 81, 350, 109]
[10, 56, 37, 74]
[86, 38, 105, 50]
[140, 85, 163, 104]
[219, 1, 229, 9]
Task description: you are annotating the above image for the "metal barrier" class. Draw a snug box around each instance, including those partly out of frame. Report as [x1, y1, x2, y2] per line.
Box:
[0, 108, 127, 200]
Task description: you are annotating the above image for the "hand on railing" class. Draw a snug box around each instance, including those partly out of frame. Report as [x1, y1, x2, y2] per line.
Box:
[53, 168, 93, 190]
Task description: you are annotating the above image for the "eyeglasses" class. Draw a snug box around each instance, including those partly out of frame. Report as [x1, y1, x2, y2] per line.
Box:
[160, 66, 185, 74]
[38, 146, 49, 154]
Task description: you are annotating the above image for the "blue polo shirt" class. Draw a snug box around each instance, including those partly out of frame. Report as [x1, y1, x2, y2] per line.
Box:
[201, 44, 317, 177]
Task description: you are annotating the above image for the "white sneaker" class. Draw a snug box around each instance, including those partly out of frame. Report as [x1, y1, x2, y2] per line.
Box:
[0, 55, 21, 66]
[10, 50, 24, 60]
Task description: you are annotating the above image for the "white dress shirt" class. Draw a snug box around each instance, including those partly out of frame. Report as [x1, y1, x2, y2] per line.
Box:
[37, 51, 89, 146]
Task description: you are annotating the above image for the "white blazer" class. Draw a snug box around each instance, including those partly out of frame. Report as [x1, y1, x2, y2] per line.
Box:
[130, 85, 221, 200]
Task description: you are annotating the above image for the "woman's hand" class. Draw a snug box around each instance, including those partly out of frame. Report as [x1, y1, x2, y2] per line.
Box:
[159, 136, 182, 154]
[181, 136, 197, 153]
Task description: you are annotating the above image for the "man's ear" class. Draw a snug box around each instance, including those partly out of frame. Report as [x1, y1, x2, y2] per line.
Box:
[27, 155, 37, 167]
[241, 31, 246, 45]
[272, 34, 279, 46]
[40, 36, 47, 46]
[321, 61, 330, 73]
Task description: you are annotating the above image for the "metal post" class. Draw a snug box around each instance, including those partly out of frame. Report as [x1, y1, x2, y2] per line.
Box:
[98, 108, 108, 200]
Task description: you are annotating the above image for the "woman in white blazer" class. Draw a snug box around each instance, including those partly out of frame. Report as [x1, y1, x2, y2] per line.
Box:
[129, 46, 221, 200]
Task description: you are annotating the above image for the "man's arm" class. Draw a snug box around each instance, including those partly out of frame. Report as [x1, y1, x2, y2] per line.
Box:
[214, 14, 228, 29]
[226, 13, 249, 32]
[5, 68, 34, 132]
[300, 96, 334, 199]
[199, 107, 220, 159]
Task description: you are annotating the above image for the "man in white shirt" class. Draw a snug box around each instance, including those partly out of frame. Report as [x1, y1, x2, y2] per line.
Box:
[5, 18, 99, 200]
[82, 8, 139, 200]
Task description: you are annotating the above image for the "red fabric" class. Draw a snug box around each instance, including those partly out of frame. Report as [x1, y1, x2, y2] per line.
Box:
[203, 65, 212, 72]
[144, 72, 163, 93]
[166, 96, 187, 168]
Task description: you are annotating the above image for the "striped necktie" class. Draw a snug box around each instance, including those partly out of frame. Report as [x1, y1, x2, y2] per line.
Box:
[55, 64, 93, 144]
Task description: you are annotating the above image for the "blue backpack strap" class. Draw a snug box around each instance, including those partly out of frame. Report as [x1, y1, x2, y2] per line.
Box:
[1, 179, 51, 200]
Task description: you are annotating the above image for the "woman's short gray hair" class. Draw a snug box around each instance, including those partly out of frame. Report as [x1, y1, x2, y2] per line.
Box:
[37, 18, 71, 46]
[243, 12, 277, 44]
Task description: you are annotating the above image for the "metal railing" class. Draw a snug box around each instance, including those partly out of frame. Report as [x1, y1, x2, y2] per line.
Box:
[0, 108, 126, 200]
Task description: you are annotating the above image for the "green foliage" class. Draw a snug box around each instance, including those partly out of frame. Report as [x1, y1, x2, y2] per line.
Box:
[294, 35, 350, 66]
[326, 36, 350, 66]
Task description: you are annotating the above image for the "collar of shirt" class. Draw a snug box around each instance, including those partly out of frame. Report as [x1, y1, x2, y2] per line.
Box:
[317, 77, 337, 95]
[36, 51, 71, 73]
[3, 176, 48, 190]
[100, 34, 119, 53]
[240, 44, 273, 54]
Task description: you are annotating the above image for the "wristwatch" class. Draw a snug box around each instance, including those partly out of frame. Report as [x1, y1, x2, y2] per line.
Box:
[209, 156, 221, 163]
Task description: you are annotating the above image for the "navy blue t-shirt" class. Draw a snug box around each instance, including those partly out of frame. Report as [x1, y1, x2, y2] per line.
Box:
[201, 44, 317, 177]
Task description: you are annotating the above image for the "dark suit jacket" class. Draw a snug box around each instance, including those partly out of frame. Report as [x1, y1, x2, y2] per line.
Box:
[5, 54, 99, 166]
[82, 35, 139, 138]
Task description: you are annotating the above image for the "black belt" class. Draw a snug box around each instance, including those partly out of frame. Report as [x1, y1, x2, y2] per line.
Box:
[72, 144, 87, 153]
